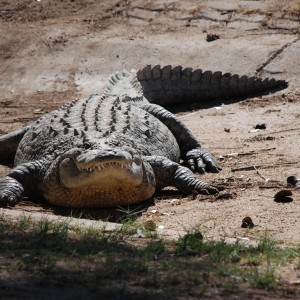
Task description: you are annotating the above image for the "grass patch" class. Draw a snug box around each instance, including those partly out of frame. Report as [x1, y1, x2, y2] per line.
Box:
[0, 215, 299, 299]
[268, 0, 300, 16]
[241, 7, 261, 15]
[251, 268, 278, 290]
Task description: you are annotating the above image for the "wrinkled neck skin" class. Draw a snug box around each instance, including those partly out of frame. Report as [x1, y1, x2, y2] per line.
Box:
[41, 139, 156, 208]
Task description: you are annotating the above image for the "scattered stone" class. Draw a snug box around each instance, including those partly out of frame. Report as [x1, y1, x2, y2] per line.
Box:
[83, 17, 92, 23]
[191, 190, 198, 200]
[143, 220, 157, 231]
[33, 109, 44, 115]
[215, 191, 236, 200]
[274, 189, 293, 203]
[170, 199, 181, 206]
[206, 33, 220, 42]
[266, 136, 275, 140]
[287, 175, 299, 187]
[249, 129, 261, 133]
[241, 216, 254, 228]
[0, 100, 13, 106]
[254, 123, 267, 130]
[214, 105, 223, 110]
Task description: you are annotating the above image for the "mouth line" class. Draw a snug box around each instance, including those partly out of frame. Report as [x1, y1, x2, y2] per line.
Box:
[78, 161, 132, 173]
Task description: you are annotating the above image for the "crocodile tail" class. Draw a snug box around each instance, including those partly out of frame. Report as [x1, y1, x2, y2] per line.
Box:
[0, 127, 29, 164]
[136, 65, 288, 107]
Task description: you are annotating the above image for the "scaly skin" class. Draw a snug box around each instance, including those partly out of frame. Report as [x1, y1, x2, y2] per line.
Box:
[0, 65, 287, 208]
[137, 65, 288, 106]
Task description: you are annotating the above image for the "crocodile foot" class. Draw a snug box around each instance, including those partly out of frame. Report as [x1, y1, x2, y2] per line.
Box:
[196, 185, 219, 195]
[0, 177, 24, 207]
[185, 148, 221, 174]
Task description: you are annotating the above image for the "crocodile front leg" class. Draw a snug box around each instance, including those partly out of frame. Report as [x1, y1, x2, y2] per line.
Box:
[142, 103, 220, 174]
[0, 160, 45, 207]
[145, 156, 219, 195]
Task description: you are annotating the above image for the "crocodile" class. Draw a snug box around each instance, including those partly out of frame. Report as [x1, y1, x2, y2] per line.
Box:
[0, 65, 287, 208]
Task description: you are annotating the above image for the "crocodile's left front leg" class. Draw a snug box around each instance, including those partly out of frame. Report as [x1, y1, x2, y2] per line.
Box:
[0, 126, 30, 164]
[0, 160, 45, 207]
[142, 104, 221, 174]
[145, 156, 219, 195]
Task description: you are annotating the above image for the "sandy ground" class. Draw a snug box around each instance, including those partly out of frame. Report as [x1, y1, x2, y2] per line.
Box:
[1, 0, 300, 252]
[1, 0, 300, 297]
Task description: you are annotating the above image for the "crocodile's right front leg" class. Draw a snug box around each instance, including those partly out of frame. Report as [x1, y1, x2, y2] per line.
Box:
[145, 156, 219, 195]
[0, 160, 44, 207]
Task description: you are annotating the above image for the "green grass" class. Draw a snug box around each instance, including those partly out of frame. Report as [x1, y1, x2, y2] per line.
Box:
[251, 268, 278, 290]
[241, 7, 260, 15]
[0, 214, 299, 298]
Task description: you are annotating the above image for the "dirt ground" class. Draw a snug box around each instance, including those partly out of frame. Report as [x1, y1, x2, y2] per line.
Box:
[1, 0, 300, 294]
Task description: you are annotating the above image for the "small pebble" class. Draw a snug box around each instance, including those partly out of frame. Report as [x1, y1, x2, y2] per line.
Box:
[287, 176, 299, 187]
[143, 220, 157, 231]
[254, 123, 267, 130]
[241, 216, 254, 228]
[274, 189, 293, 203]
[206, 33, 220, 42]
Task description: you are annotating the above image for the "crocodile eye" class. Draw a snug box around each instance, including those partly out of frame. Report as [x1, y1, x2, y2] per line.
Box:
[83, 142, 91, 149]
[133, 155, 142, 166]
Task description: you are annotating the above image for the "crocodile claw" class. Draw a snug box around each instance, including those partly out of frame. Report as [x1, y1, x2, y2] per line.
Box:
[0, 193, 19, 207]
[185, 148, 221, 174]
[197, 185, 220, 195]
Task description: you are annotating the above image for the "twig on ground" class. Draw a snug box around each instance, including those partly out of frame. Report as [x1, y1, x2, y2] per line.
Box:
[220, 148, 276, 159]
[232, 161, 298, 172]
[254, 166, 269, 182]
[259, 185, 283, 189]
[232, 166, 256, 172]
[265, 127, 300, 135]
[34, 32, 54, 51]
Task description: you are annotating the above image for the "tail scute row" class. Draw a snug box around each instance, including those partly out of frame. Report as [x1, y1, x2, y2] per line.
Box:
[136, 65, 288, 106]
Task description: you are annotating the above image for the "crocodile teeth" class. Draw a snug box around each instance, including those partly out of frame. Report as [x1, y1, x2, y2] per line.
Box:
[80, 162, 131, 173]
[81, 161, 130, 173]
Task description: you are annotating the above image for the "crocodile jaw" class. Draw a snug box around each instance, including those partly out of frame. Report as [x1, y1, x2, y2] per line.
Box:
[59, 149, 144, 189]
[59, 158, 143, 189]
[51, 148, 156, 207]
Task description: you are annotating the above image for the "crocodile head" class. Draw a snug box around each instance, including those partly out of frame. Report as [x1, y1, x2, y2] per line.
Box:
[43, 146, 156, 208]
